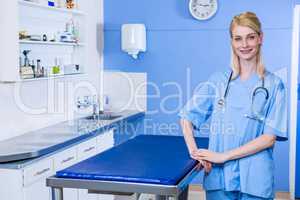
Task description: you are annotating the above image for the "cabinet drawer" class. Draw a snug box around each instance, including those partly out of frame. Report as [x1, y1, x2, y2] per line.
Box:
[96, 129, 114, 153]
[77, 138, 97, 160]
[23, 159, 53, 186]
[54, 147, 77, 171]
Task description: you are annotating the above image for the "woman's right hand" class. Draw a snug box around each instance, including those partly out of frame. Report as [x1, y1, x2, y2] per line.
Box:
[191, 150, 212, 173]
[200, 160, 212, 173]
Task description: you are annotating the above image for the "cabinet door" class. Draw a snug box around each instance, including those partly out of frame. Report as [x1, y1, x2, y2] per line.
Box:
[23, 159, 53, 200]
[0, 0, 19, 82]
[23, 178, 51, 200]
[77, 137, 97, 161]
[23, 159, 53, 187]
[0, 169, 23, 200]
[96, 129, 114, 153]
[78, 130, 115, 200]
[54, 147, 78, 200]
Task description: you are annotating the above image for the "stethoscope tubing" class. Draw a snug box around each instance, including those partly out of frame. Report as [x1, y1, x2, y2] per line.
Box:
[218, 70, 269, 107]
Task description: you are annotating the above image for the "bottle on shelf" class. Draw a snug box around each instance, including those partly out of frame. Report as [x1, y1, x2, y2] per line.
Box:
[51, 57, 62, 76]
[31, 60, 36, 77]
[63, 19, 77, 43]
[36, 59, 42, 77]
[20, 50, 34, 79]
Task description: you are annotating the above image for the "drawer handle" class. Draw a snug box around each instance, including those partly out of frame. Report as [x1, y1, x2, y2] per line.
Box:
[61, 156, 75, 164]
[83, 146, 95, 153]
[34, 168, 50, 176]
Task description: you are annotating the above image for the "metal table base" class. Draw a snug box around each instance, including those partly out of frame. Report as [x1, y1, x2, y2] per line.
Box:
[47, 166, 199, 200]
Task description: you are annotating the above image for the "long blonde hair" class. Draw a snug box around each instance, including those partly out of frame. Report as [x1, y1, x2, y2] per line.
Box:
[230, 12, 265, 79]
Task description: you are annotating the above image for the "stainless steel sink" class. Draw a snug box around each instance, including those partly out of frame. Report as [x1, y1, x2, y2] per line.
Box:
[85, 113, 122, 120]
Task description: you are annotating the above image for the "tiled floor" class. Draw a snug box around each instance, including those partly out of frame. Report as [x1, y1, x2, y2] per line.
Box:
[188, 189, 206, 200]
[188, 185, 290, 200]
[115, 185, 290, 200]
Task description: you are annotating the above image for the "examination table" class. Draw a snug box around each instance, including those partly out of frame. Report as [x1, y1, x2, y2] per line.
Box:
[46, 135, 209, 200]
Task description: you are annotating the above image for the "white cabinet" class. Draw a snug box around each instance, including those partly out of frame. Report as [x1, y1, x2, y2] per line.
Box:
[53, 147, 77, 171]
[77, 137, 97, 161]
[0, 130, 114, 200]
[0, 0, 87, 82]
[96, 129, 114, 153]
[23, 158, 54, 186]
[0, 0, 19, 82]
[24, 178, 52, 200]
[78, 129, 115, 200]
[53, 146, 78, 200]
[23, 158, 54, 200]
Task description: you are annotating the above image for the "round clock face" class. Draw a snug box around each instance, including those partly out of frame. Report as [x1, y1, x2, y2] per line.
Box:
[189, 0, 218, 20]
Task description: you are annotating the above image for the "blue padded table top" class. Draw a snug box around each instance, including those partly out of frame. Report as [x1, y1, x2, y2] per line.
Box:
[56, 135, 208, 185]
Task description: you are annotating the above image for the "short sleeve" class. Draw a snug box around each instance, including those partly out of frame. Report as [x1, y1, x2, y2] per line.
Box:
[264, 80, 288, 141]
[178, 78, 216, 129]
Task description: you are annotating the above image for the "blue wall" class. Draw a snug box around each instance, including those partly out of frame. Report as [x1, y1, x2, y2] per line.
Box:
[104, 0, 293, 191]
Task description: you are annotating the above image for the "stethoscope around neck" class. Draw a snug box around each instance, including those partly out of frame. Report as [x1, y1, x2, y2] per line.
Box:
[217, 71, 269, 122]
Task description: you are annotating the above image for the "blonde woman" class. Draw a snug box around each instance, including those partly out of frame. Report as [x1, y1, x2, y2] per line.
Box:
[179, 12, 287, 200]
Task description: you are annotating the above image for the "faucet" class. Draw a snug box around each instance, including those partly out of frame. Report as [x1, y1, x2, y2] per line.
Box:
[92, 95, 99, 117]
[77, 96, 92, 109]
[77, 95, 100, 118]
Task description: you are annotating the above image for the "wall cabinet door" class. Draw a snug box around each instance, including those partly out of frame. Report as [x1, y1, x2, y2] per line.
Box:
[0, 0, 19, 82]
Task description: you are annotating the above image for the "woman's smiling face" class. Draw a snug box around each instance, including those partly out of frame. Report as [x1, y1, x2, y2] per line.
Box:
[231, 25, 263, 61]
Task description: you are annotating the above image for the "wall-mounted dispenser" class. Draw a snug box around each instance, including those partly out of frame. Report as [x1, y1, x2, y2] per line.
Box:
[121, 24, 146, 59]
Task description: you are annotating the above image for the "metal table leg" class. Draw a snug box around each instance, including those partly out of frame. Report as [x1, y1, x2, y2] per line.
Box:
[177, 186, 188, 200]
[155, 195, 168, 200]
[51, 187, 63, 200]
[135, 193, 141, 200]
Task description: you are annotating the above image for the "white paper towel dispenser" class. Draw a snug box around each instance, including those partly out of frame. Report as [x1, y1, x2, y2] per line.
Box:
[121, 24, 146, 59]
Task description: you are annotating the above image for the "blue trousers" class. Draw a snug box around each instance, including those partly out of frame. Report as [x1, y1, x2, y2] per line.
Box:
[206, 190, 273, 200]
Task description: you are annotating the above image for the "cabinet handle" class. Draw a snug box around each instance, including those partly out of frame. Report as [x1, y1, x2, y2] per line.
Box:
[61, 156, 75, 164]
[34, 167, 50, 176]
[83, 146, 95, 153]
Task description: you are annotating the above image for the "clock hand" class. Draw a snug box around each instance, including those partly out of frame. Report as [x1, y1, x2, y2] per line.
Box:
[198, 4, 209, 7]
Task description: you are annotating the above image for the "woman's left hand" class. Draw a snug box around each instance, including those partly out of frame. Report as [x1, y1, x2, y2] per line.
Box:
[193, 149, 230, 164]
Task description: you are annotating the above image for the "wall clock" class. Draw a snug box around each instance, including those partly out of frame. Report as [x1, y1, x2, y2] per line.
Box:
[189, 0, 218, 20]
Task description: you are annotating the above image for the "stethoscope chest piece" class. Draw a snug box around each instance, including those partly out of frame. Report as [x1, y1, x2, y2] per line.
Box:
[218, 99, 225, 107]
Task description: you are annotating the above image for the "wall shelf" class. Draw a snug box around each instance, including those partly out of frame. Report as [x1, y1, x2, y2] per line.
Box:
[19, 73, 87, 82]
[18, 0, 86, 16]
[19, 40, 85, 47]
[0, 1, 87, 82]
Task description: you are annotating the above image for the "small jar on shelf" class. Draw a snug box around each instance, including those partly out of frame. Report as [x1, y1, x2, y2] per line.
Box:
[66, 0, 75, 9]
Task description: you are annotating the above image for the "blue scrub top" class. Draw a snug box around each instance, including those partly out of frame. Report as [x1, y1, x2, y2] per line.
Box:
[178, 69, 287, 198]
